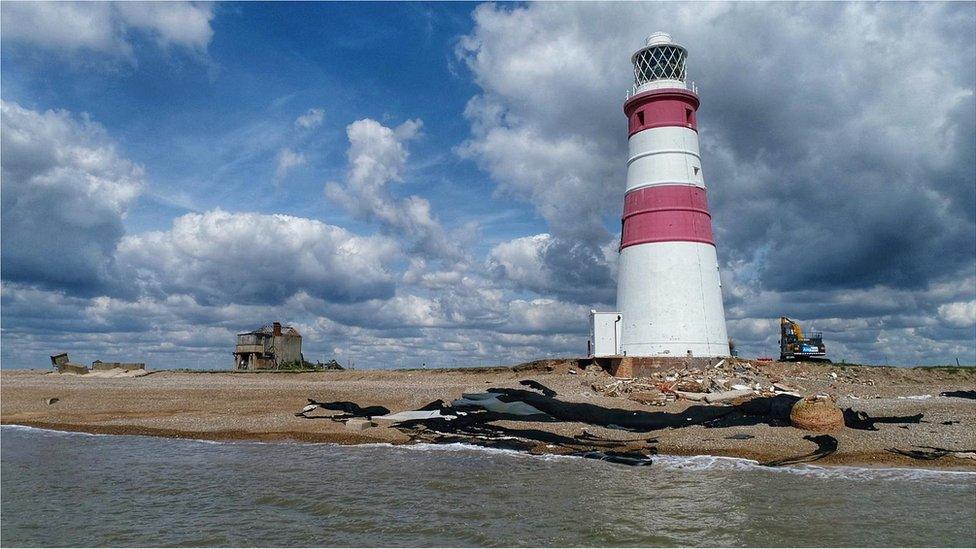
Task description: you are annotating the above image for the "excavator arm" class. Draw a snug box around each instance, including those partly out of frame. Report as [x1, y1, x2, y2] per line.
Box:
[781, 317, 804, 340]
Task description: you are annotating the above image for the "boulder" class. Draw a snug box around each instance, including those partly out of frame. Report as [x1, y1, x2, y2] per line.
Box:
[790, 395, 843, 432]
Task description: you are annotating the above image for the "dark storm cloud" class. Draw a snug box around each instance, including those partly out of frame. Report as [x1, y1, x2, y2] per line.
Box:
[697, 2, 976, 292]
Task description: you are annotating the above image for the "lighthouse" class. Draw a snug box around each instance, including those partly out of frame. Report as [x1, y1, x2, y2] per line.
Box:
[591, 32, 729, 358]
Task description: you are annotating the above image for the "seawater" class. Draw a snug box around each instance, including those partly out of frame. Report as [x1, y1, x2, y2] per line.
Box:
[2, 425, 974, 547]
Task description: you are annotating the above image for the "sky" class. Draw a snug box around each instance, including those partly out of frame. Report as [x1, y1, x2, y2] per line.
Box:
[1, 1, 974, 370]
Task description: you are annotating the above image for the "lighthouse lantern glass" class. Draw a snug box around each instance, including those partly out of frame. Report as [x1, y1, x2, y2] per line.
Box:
[633, 45, 687, 85]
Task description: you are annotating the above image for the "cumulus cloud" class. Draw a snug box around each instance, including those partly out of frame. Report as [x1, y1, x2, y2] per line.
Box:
[274, 148, 306, 181]
[486, 233, 618, 303]
[326, 118, 466, 261]
[0, 1, 215, 58]
[0, 100, 591, 371]
[0, 101, 143, 295]
[295, 108, 325, 129]
[503, 298, 590, 335]
[116, 209, 399, 306]
[938, 301, 976, 329]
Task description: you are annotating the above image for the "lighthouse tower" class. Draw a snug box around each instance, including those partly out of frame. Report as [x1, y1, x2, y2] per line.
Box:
[615, 32, 729, 357]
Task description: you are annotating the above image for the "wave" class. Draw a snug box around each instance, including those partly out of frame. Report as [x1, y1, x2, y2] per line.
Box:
[4, 424, 974, 482]
[651, 453, 976, 481]
[1, 424, 115, 437]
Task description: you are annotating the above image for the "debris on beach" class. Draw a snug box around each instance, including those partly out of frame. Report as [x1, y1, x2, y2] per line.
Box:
[295, 399, 390, 420]
[940, 390, 976, 400]
[294, 381, 809, 466]
[842, 409, 924, 431]
[886, 446, 976, 461]
[587, 358, 804, 404]
[49, 353, 89, 375]
[292, 368, 944, 467]
[761, 435, 838, 466]
[789, 395, 844, 432]
[345, 418, 377, 431]
[49, 353, 149, 377]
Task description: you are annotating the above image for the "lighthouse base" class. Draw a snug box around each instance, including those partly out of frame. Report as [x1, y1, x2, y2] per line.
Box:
[590, 355, 726, 378]
[616, 240, 730, 358]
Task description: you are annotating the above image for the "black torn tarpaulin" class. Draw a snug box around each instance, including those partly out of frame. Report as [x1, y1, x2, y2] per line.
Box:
[843, 409, 924, 431]
[573, 450, 655, 466]
[940, 390, 976, 400]
[519, 379, 558, 397]
[292, 379, 938, 467]
[383, 402, 660, 466]
[461, 389, 804, 432]
[295, 399, 391, 420]
[761, 435, 838, 467]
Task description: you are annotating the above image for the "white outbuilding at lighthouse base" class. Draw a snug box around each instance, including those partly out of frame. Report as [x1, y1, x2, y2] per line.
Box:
[590, 311, 622, 357]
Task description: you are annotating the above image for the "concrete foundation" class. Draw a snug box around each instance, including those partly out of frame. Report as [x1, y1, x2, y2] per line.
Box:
[589, 355, 724, 378]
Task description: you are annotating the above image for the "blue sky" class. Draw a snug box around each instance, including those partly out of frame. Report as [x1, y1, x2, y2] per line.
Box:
[2, 2, 974, 369]
[4, 3, 540, 246]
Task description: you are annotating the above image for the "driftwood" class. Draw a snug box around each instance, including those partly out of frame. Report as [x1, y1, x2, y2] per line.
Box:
[704, 389, 754, 404]
[674, 391, 709, 402]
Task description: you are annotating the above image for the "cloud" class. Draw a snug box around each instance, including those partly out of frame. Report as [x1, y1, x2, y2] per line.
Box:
[503, 298, 590, 335]
[2, 4, 973, 370]
[325, 118, 466, 261]
[486, 233, 617, 304]
[938, 301, 976, 329]
[456, 2, 976, 362]
[0, 101, 143, 295]
[0, 101, 594, 371]
[295, 108, 325, 129]
[0, 1, 215, 58]
[116, 209, 399, 306]
[274, 148, 307, 181]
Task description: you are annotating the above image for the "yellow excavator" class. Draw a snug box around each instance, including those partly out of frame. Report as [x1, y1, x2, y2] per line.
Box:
[779, 317, 829, 362]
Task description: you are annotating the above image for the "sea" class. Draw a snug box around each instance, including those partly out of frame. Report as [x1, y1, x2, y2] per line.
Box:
[2, 425, 974, 547]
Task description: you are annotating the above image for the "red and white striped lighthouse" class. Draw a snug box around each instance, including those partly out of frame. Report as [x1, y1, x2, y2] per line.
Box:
[615, 32, 729, 357]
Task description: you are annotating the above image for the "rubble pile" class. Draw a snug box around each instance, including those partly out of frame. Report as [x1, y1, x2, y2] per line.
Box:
[589, 359, 806, 405]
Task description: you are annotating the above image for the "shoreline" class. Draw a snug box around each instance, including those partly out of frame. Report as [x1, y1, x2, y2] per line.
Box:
[4, 422, 976, 476]
[2, 362, 975, 471]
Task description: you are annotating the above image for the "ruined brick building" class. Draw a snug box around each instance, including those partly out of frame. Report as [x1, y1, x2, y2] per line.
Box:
[233, 322, 303, 370]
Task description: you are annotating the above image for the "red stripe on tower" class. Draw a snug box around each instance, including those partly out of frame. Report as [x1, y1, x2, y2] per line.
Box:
[620, 185, 714, 249]
[624, 88, 700, 136]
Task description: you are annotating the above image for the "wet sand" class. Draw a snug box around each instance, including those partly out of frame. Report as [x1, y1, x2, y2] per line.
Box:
[2, 361, 975, 470]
